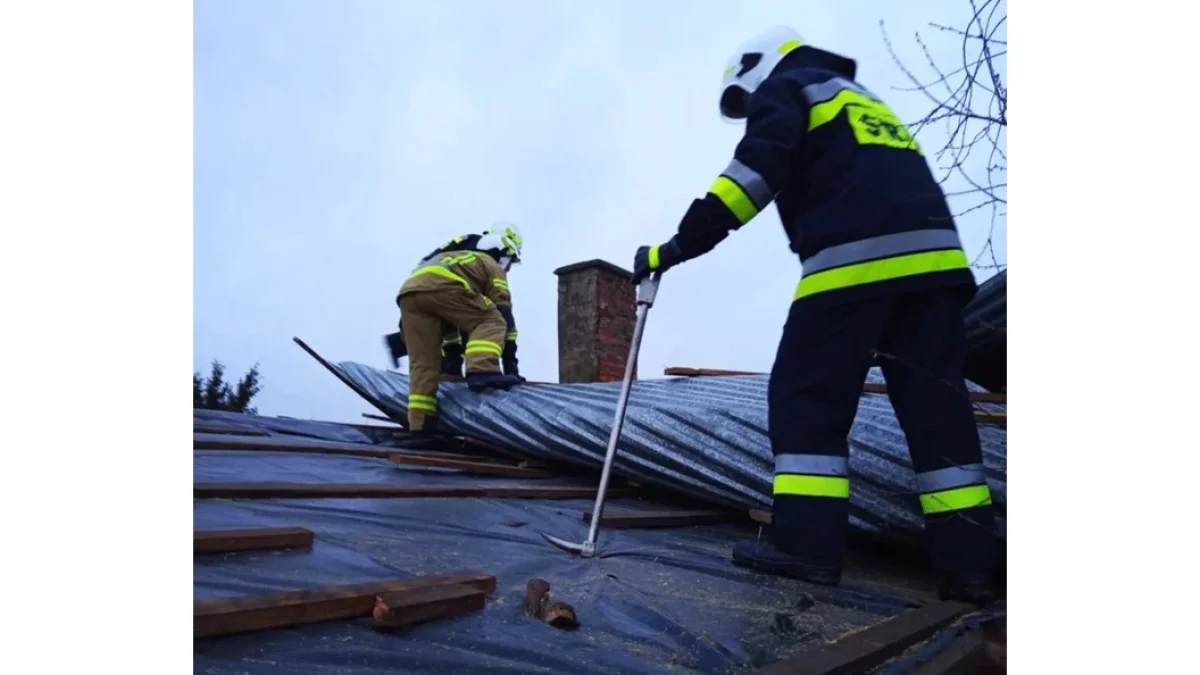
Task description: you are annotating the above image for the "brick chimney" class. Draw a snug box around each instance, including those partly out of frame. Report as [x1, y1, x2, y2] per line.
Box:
[554, 259, 637, 383]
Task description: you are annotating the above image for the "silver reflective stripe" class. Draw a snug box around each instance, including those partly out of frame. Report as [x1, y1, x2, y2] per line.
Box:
[721, 158, 774, 209]
[802, 77, 879, 106]
[915, 464, 986, 494]
[775, 454, 849, 477]
[801, 229, 964, 276]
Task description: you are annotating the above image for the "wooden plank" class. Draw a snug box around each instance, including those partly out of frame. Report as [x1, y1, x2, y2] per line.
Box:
[194, 434, 395, 458]
[664, 366, 760, 377]
[388, 453, 556, 479]
[193, 425, 270, 437]
[974, 411, 1006, 427]
[194, 571, 496, 638]
[749, 508, 772, 525]
[194, 527, 314, 555]
[293, 336, 404, 424]
[754, 601, 973, 675]
[371, 584, 487, 630]
[363, 412, 403, 425]
[194, 482, 631, 500]
[863, 381, 1006, 404]
[582, 509, 736, 529]
[908, 628, 990, 675]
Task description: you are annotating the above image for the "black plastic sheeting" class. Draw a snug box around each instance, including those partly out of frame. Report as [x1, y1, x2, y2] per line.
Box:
[194, 408, 376, 445]
[320, 360, 1007, 549]
[194, 442, 957, 674]
[963, 270, 1006, 392]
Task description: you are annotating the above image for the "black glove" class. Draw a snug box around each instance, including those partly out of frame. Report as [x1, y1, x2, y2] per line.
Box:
[502, 340, 523, 381]
[384, 331, 407, 368]
[631, 238, 684, 285]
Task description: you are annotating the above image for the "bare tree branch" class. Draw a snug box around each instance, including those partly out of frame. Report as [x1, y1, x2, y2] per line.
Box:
[881, 0, 1007, 273]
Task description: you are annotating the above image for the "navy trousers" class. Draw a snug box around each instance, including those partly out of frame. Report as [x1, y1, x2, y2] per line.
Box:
[767, 287, 999, 575]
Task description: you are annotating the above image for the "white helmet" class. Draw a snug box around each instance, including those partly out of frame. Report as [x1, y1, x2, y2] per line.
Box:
[719, 26, 804, 122]
[477, 221, 523, 269]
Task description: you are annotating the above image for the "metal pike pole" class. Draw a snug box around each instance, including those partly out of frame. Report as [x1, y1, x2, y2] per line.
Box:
[541, 273, 662, 558]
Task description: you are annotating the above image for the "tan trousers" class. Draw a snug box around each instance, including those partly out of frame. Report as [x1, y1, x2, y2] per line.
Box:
[398, 286, 507, 431]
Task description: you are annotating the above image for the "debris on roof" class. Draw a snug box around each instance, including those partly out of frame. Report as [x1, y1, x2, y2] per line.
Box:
[193, 410, 1004, 673]
[314, 354, 1007, 549]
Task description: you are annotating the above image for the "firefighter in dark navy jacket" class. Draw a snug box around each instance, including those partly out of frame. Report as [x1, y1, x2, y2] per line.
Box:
[629, 26, 999, 605]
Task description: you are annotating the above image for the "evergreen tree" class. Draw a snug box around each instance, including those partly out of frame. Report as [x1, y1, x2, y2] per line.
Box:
[193, 360, 263, 414]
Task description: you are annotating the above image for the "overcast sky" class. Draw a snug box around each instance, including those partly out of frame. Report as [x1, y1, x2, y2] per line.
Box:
[194, 0, 1007, 423]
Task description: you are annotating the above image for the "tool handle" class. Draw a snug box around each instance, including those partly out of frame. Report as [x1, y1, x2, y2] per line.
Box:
[636, 272, 662, 307]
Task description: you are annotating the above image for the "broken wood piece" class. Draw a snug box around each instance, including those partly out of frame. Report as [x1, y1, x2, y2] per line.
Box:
[582, 509, 736, 529]
[193, 482, 631, 501]
[525, 578, 551, 617]
[194, 527, 314, 555]
[974, 411, 1006, 427]
[524, 578, 579, 630]
[749, 508, 772, 525]
[371, 584, 487, 631]
[543, 599, 579, 629]
[664, 366, 760, 377]
[754, 601, 974, 675]
[387, 452, 555, 479]
[194, 571, 496, 638]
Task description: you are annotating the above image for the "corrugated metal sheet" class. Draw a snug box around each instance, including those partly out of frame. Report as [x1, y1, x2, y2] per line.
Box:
[963, 270, 1006, 392]
[324, 361, 1007, 547]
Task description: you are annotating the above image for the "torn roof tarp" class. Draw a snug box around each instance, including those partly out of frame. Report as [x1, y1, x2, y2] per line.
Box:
[317, 359, 1007, 548]
[194, 412, 960, 674]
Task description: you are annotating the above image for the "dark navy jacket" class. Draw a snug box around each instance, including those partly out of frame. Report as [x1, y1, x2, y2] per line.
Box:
[670, 46, 977, 306]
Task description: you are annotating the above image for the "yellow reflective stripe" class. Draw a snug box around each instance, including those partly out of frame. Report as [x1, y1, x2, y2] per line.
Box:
[483, 297, 494, 307]
[407, 265, 471, 289]
[441, 335, 463, 345]
[708, 175, 759, 225]
[465, 340, 503, 356]
[493, 278, 510, 290]
[648, 245, 661, 270]
[920, 484, 992, 515]
[773, 474, 850, 498]
[794, 249, 968, 300]
[778, 38, 802, 54]
[506, 331, 518, 341]
[408, 393, 437, 413]
[808, 89, 877, 131]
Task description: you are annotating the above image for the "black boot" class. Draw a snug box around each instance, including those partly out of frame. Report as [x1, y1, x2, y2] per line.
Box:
[937, 571, 996, 606]
[416, 413, 439, 436]
[732, 539, 842, 586]
[441, 355, 464, 377]
[383, 332, 407, 368]
[466, 371, 521, 392]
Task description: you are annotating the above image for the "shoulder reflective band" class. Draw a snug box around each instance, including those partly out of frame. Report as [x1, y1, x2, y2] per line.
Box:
[408, 251, 480, 289]
[773, 453, 850, 499]
[408, 393, 438, 413]
[794, 229, 969, 300]
[465, 339, 503, 357]
[802, 77, 883, 131]
[915, 464, 992, 515]
[506, 330, 518, 342]
[708, 158, 773, 225]
[493, 278, 510, 291]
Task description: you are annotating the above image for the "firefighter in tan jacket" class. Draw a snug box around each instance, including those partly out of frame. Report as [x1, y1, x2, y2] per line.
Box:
[396, 223, 524, 433]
